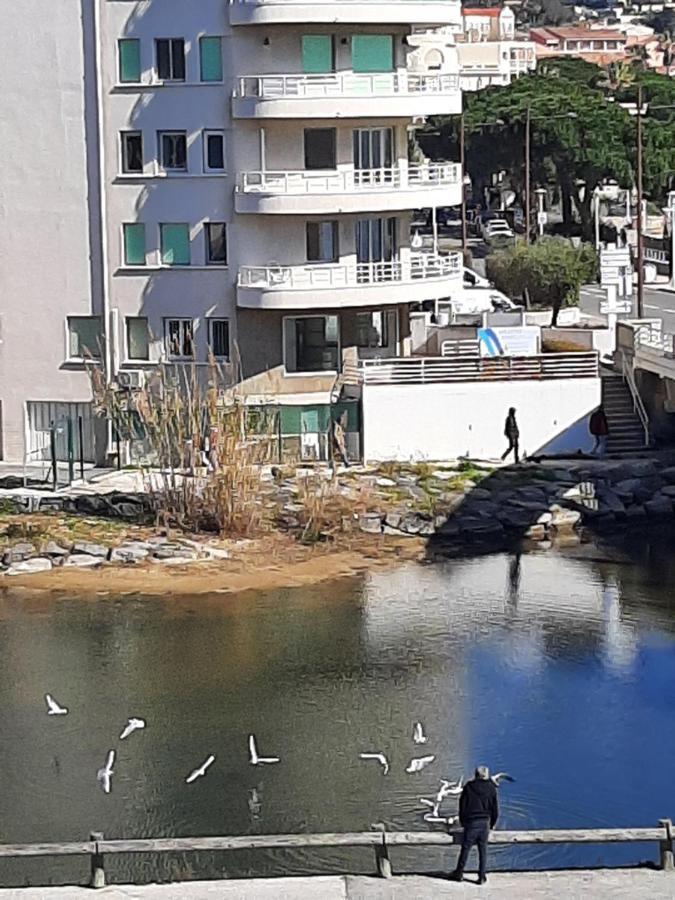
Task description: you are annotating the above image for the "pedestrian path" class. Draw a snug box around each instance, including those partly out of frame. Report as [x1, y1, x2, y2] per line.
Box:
[0, 870, 671, 899]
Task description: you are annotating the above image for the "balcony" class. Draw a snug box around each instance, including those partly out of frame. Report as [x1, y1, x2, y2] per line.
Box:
[228, 0, 462, 27]
[235, 163, 462, 214]
[232, 71, 462, 119]
[237, 252, 462, 310]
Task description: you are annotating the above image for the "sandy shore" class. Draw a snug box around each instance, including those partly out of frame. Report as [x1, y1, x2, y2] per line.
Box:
[0, 533, 425, 599]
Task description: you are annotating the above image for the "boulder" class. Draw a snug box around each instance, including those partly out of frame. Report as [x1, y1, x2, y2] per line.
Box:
[625, 504, 647, 520]
[64, 554, 103, 568]
[74, 495, 111, 516]
[375, 477, 397, 487]
[597, 490, 626, 515]
[645, 496, 673, 517]
[5, 557, 52, 576]
[623, 460, 657, 478]
[358, 513, 382, 534]
[42, 541, 69, 558]
[71, 541, 108, 558]
[152, 546, 200, 560]
[1, 542, 37, 565]
[203, 546, 231, 560]
[36, 497, 65, 512]
[659, 466, 675, 484]
[525, 524, 547, 541]
[549, 505, 582, 530]
[109, 545, 149, 563]
[659, 485, 675, 498]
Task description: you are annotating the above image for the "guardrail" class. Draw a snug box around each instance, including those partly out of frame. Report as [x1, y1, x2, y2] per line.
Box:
[354, 351, 599, 385]
[236, 71, 460, 100]
[2, 822, 673, 888]
[238, 253, 462, 290]
[239, 163, 461, 195]
[620, 353, 651, 446]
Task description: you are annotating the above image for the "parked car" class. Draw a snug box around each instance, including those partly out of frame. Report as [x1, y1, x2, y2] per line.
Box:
[483, 219, 515, 244]
[463, 266, 490, 289]
[441, 287, 520, 317]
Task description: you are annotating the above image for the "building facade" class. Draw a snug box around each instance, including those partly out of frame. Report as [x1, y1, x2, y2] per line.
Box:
[456, 6, 535, 91]
[1, 0, 467, 465]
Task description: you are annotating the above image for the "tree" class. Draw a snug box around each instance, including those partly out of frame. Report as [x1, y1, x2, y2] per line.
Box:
[486, 239, 598, 325]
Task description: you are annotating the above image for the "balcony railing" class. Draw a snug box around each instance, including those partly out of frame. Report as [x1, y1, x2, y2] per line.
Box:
[236, 71, 460, 100]
[238, 253, 462, 290]
[238, 163, 461, 196]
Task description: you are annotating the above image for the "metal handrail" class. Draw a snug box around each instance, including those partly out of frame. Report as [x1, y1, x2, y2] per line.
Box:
[236, 71, 460, 99]
[621, 352, 650, 446]
[238, 163, 461, 195]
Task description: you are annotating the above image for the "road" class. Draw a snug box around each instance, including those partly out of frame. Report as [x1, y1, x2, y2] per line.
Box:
[580, 284, 675, 332]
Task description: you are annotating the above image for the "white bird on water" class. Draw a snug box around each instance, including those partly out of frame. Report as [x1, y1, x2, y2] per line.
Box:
[120, 718, 146, 740]
[185, 755, 215, 783]
[413, 722, 427, 744]
[406, 755, 435, 774]
[359, 752, 390, 775]
[97, 750, 115, 794]
[45, 694, 68, 716]
[424, 813, 458, 826]
[492, 772, 515, 786]
[248, 735, 280, 766]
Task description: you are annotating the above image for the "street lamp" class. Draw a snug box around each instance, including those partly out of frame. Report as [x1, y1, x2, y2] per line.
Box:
[535, 187, 547, 239]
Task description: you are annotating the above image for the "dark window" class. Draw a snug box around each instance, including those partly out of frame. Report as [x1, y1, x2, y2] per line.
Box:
[206, 223, 227, 265]
[126, 317, 150, 360]
[156, 39, 185, 81]
[160, 132, 187, 170]
[208, 319, 229, 358]
[206, 133, 225, 170]
[304, 128, 336, 170]
[166, 319, 194, 358]
[306, 221, 338, 262]
[121, 132, 143, 173]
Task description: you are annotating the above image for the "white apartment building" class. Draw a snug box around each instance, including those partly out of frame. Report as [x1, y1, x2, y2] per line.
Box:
[457, 7, 536, 91]
[0, 0, 465, 465]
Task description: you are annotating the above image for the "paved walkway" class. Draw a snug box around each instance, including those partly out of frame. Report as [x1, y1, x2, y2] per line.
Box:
[0, 871, 671, 899]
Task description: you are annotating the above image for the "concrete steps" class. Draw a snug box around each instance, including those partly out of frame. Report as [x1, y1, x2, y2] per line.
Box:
[601, 376, 648, 453]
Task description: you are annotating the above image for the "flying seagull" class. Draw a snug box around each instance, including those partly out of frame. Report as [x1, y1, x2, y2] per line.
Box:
[424, 813, 458, 826]
[185, 754, 215, 784]
[413, 722, 428, 744]
[438, 778, 463, 799]
[248, 734, 280, 766]
[97, 750, 115, 794]
[406, 755, 435, 774]
[492, 772, 515, 786]
[45, 694, 68, 716]
[420, 797, 440, 817]
[359, 752, 390, 775]
[120, 718, 146, 740]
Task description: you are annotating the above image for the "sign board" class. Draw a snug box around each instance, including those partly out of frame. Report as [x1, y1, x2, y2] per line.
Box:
[600, 300, 632, 315]
[537, 211, 548, 226]
[477, 327, 539, 358]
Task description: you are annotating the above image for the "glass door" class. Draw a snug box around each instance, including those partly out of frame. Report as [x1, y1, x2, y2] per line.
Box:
[353, 128, 393, 187]
[356, 217, 397, 282]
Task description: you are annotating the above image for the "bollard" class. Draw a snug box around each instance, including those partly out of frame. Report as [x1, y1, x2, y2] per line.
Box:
[89, 831, 105, 888]
[375, 837, 392, 878]
[659, 819, 674, 871]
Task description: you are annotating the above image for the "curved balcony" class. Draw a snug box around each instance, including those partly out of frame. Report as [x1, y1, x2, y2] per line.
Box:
[235, 163, 462, 214]
[228, 0, 462, 27]
[237, 253, 462, 310]
[232, 71, 462, 119]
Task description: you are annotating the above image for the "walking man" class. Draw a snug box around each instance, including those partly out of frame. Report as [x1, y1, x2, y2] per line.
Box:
[589, 405, 609, 456]
[501, 407, 520, 463]
[450, 766, 499, 885]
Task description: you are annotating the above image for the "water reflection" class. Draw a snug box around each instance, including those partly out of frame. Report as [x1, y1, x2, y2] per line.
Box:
[0, 534, 674, 885]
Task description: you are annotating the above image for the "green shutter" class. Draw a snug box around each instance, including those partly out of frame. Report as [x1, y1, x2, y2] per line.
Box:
[123, 224, 145, 266]
[280, 406, 302, 435]
[200, 36, 222, 81]
[161, 224, 190, 266]
[351, 35, 393, 73]
[119, 39, 141, 83]
[302, 35, 333, 74]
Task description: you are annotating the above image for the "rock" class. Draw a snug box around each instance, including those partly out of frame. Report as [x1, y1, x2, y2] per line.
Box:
[36, 497, 65, 512]
[537, 511, 553, 526]
[376, 477, 396, 487]
[64, 554, 103, 568]
[465, 488, 492, 501]
[525, 524, 547, 540]
[71, 541, 108, 558]
[359, 513, 382, 534]
[152, 546, 199, 560]
[203, 546, 231, 560]
[625, 504, 647, 520]
[74, 495, 111, 516]
[384, 512, 402, 529]
[109, 545, 149, 563]
[431, 470, 456, 480]
[660, 466, 675, 484]
[597, 490, 625, 515]
[549, 505, 582, 530]
[659, 485, 675, 498]
[624, 460, 657, 478]
[5, 557, 52, 575]
[1, 543, 36, 565]
[150, 556, 203, 566]
[42, 541, 69, 558]
[645, 496, 673, 517]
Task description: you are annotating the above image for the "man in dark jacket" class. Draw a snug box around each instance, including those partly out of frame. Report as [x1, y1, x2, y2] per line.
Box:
[450, 766, 499, 884]
[501, 407, 519, 463]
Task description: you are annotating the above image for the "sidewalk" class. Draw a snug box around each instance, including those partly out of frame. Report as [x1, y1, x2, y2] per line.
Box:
[0, 871, 671, 899]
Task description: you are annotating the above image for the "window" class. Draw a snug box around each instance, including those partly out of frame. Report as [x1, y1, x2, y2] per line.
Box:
[160, 223, 190, 266]
[123, 223, 146, 266]
[200, 36, 223, 82]
[302, 35, 334, 73]
[159, 131, 187, 171]
[203, 131, 225, 172]
[118, 39, 141, 83]
[283, 315, 339, 373]
[205, 223, 227, 265]
[120, 132, 143, 173]
[68, 316, 102, 360]
[208, 319, 229, 359]
[304, 128, 336, 170]
[165, 319, 194, 358]
[156, 38, 185, 81]
[351, 35, 394, 73]
[126, 317, 150, 360]
[356, 311, 388, 348]
[306, 221, 338, 262]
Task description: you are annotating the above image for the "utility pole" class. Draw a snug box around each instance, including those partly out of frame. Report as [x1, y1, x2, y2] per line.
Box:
[525, 105, 531, 245]
[636, 84, 644, 318]
[460, 111, 467, 255]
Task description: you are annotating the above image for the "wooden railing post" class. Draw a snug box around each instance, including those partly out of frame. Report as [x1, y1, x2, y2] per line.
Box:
[659, 819, 674, 871]
[89, 832, 105, 889]
[375, 835, 392, 878]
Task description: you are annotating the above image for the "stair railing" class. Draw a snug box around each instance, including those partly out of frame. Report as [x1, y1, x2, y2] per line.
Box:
[620, 352, 650, 447]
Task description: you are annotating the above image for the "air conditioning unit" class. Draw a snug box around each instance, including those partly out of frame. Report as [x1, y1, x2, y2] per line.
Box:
[117, 370, 146, 390]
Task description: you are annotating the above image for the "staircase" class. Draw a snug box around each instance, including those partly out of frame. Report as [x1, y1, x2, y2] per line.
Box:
[601, 374, 648, 454]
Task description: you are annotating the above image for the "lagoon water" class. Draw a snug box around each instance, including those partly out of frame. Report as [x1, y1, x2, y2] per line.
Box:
[1, 532, 675, 885]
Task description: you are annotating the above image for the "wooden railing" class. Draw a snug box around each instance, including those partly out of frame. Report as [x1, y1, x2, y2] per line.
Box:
[353, 352, 599, 385]
[1, 822, 673, 888]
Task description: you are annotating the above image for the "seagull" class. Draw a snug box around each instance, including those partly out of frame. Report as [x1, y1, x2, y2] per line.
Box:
[413, 722, 428, 744]
[492, 772, 515, 786]
[420, 797, 440, 817]
[120, 718, 146, 740]
[97, 750, 115, 794]
[438, 778, 463, 799]
[185, 754, 215, 783]
[248, 734, 280, 766]
[424, 813, 458, 826]
[359, 752, 390, 775]
[45, 694, 68, 716]
[406, 755, 435, 774]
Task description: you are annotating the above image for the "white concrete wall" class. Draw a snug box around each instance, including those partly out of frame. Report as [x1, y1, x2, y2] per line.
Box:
[362, 378, 602, 461]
